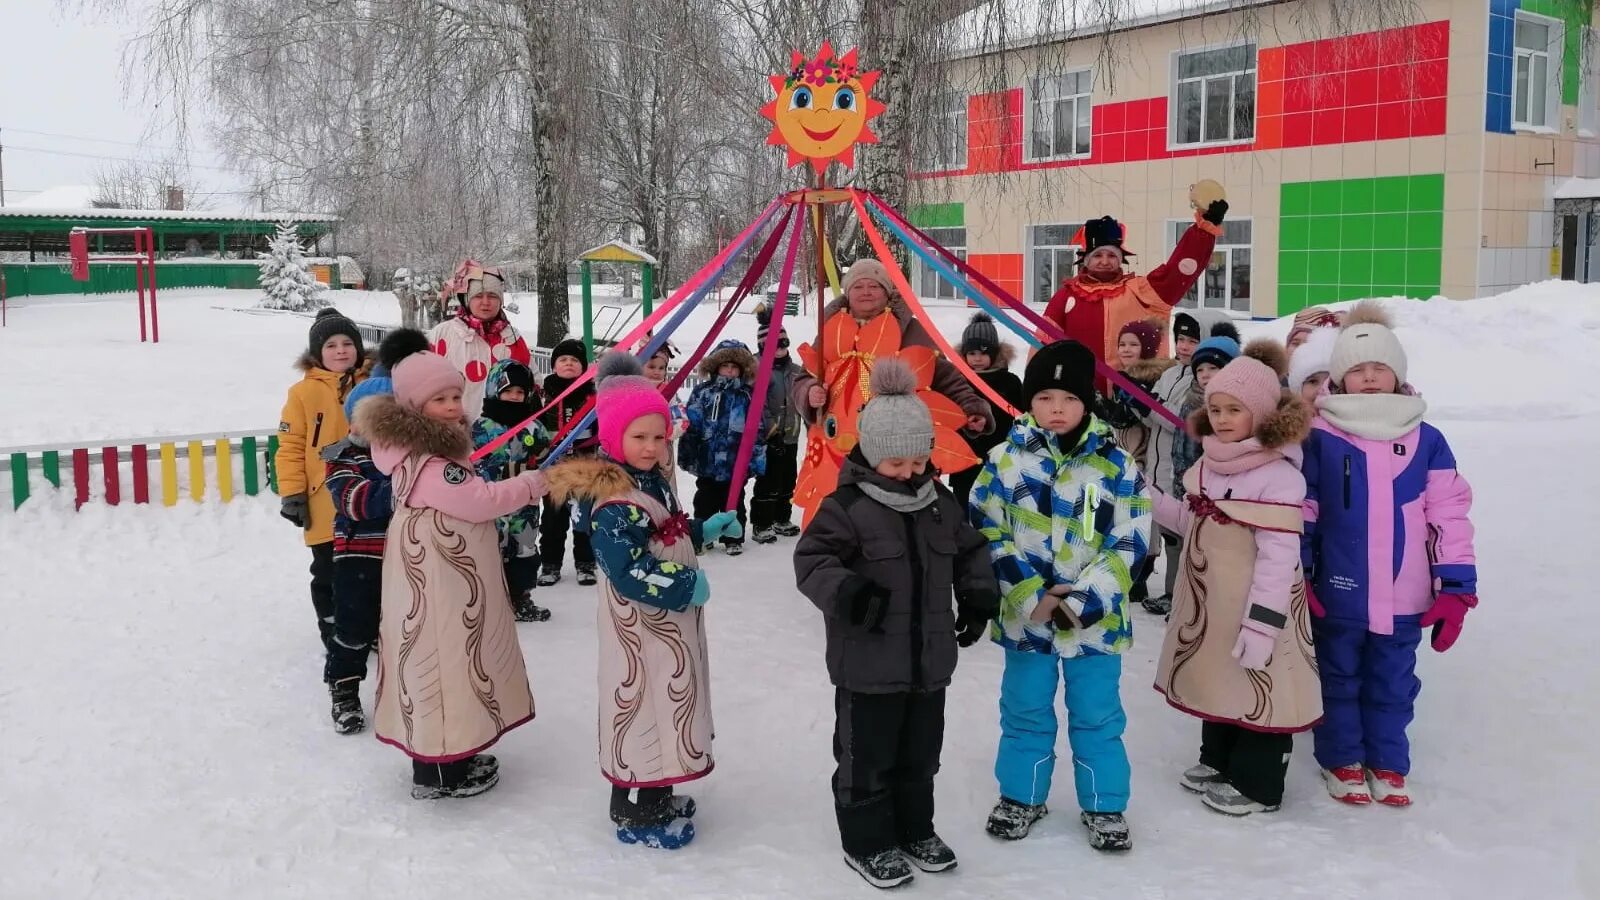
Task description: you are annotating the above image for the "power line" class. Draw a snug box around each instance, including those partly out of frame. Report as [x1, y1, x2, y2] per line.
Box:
[5, 143, 264, 176]
[2, 126, 218, 157]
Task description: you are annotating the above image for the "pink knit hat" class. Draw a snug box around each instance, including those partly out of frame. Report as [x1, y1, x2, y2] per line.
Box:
[594, 351, 670, 461]
[1205, 352, 1286, 427]
[392, 351, 465, 410]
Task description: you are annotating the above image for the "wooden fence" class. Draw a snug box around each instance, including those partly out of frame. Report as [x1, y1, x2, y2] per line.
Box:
[4, 430, 281, 511]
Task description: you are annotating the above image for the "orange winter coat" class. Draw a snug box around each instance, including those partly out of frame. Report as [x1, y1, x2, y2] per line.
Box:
[275, 353, 371, 546]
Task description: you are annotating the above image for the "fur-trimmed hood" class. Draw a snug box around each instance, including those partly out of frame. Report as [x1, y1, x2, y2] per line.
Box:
[698, 343, 759, 380]
[544, 455, 637, 505]
[1124, 356, 1177, 384]
[353, 394, 472, 459]
[973, 341, 1017, 372]
[1188, 391, 1312, 450]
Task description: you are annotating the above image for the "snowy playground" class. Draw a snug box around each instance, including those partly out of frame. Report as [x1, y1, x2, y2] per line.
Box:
[1, 284, 1598, 898]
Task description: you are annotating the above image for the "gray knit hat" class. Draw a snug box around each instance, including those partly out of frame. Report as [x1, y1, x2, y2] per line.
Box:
[960, 312, 1001, 356]
[856, 359, 934, 466]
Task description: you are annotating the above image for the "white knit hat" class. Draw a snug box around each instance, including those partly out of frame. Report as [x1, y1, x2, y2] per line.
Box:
[1287, 325, 1339, 391]
[1328, 301, 1407, 387]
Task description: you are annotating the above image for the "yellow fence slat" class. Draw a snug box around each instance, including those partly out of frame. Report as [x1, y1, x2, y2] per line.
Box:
[160, 443, 178, 507]
[188, 441, 205, 503]
[215, 439, 234, 502]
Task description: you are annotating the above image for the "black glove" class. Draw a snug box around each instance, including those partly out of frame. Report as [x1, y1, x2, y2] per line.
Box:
[1202, 199, 1229, 226]
[842, 575, 891, 633]
[955, 608, 991, 648]
[280, 493, 309, 529]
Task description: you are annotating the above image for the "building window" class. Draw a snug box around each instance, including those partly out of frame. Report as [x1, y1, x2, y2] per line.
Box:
[917, 227, 967, 300]
[1514, 13, 1561, 130]
[1026, 70, 1092, 161]
[1171, 43, 1256, 146]
[1169, 219, 1252, 313]
[1028, 224, 1080, 305]
[1580, 27, 1598, 136]
[919, 92, 968, 171]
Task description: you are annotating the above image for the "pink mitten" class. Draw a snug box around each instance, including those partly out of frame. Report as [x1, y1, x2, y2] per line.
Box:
[1305, 583, 1326, 619]
[1419, 593, 1477, 653]
[520, 469, 550, 501]
[1231, 627, 1275, 670]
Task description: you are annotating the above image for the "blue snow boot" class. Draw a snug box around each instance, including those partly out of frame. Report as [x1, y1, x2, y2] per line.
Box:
[616, 816, 695, 850]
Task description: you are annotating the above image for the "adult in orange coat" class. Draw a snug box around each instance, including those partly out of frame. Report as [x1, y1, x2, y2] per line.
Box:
[1040, 199, 1229, 372]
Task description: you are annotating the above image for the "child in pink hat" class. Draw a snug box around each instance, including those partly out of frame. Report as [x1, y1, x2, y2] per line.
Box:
[1148, 339, 1322, 817]
[546, 352, 741, 851]
[354, 347, 549, 800]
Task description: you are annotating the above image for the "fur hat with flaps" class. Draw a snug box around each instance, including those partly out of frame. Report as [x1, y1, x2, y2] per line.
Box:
[857, 359, 934, 466]
[594, 351, 670, 462]
[1192, 338, 1309, 449]
[698, 339, 758, 380]
[1329, 300, 1407, 387]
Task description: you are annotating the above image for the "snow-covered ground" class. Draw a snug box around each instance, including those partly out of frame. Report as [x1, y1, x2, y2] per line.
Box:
[2, 284, 1598, 898]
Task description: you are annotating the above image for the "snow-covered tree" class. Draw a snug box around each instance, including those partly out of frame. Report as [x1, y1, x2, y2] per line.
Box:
[257, 222, 326, 311]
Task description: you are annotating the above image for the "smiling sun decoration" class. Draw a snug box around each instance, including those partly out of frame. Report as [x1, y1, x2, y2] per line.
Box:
[762, 42, 886, 173]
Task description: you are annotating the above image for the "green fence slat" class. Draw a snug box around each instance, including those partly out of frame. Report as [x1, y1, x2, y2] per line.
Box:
[41, 450, 61, 487]
[266, 435, 280, 494]
[241, 436, 259, 496]
[10, 453, 28, 510]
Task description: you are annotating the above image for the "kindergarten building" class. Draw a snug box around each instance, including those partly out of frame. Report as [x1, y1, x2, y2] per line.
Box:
[910, 0, 1600, 318]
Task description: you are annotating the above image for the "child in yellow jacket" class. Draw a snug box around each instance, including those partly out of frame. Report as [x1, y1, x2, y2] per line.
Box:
[276, 309, 370, 651]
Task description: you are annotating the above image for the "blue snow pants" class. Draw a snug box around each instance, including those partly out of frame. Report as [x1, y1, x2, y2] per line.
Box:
[995, 649, 1129, 813]
[1311, 615, 1423, 775]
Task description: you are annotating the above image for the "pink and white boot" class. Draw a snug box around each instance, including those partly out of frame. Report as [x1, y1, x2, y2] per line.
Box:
[1366, 769, 1412, 807]
[1322, 765, 1373, 805]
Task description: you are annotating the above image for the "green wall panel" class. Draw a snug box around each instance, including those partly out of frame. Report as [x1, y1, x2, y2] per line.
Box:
[0, 262, 262, 297]
[1277, 174, 1445, 313]
[908, 203, 964, 228]
[1522, 0, 1589, 105]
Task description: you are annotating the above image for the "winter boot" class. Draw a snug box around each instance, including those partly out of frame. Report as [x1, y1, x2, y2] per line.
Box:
[722, 540, 744, 557]
[616, 816, 695, 850]
[1081, 812, 1133, 851]
[1367, 769, 1412, 807]
[468, 755, 498, 780]
[575, 563, 598, 587]
[411, 758, 499, 800]
[1202, 782, 1279, 816]
[329, 678, 365, 735]
[985, 797, 1047, 840]
[751, 526, 779, 544]
[513, 592, 552, 623]
[898, 834, 957, 873]
[772, 520, 801, 537]
[843, 849, 915, 889]
[1141, 594, 1173, 616]
[1179, 763, 1226, 794]
[1322, 765, 1373, 805]
[537, 565, 562, 587]
[1130, 579, 1149, 605]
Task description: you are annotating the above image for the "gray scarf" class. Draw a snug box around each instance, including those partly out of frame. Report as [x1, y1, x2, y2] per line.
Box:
[859, 478, 938, 513]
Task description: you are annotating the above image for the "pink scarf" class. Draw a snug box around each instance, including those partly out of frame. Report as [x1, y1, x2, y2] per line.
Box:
[1200, 435, 1286, 475]
[458, 308, 510, 343]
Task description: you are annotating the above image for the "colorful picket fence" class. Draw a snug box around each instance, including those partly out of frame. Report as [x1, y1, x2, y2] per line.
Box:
[3, 430, 281, 512]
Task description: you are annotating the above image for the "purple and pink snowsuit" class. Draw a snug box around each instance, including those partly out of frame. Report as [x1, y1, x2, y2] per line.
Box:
[1301, 414, 1476, 775]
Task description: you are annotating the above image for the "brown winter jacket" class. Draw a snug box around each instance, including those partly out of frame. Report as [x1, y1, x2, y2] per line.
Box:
[789, 297, 994, 434]
[793, 451, 1000, 693]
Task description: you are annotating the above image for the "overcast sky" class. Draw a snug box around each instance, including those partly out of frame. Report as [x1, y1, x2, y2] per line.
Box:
[0, 0, 250, 208]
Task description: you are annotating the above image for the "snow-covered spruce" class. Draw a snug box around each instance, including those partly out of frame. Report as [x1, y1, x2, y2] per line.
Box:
[257, 221, 327, 312]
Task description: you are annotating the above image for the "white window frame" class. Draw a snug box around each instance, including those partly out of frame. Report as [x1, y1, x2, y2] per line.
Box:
[1168, 218, 1253, 314]
[1579, 26, 1598, 137]
[1026, 223, 1082, 307]
[917, 226, 967, 301]
[919, 91, 968, 172]
[1514, 11, 1563, 133]
[1024, 69, 1094, 162]
[1169, 41, 1257, 149]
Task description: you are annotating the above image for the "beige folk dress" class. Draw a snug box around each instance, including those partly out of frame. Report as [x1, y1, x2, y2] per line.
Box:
[1154, 463, 1323, 732]
[362, 396, 538, 763]
[552, 458, 714, 788]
